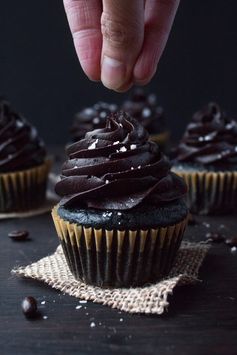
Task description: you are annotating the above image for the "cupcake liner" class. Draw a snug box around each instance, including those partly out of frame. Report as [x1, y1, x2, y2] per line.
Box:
[0, 160, 51, 212]
[52, 206, 187, 288]
[150, 131, 170, 145]
[174, 170, 237, 215]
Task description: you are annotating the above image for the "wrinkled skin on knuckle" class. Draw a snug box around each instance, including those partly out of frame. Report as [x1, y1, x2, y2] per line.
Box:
[101, 12, 137, 48]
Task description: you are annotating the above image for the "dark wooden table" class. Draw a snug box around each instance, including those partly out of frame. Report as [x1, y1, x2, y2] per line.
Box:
[1, 152, 237, 355]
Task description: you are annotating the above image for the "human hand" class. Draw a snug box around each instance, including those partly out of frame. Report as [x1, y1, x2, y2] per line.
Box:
[63, 0, 179, 92]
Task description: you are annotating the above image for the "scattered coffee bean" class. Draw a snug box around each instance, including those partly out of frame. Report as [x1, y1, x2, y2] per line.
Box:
[205, 232, 225, 243]
[22, 296, 38, 318]
[225, 237, 237, 247]
[231, 246, 237, 253]
[8, 230, 29, 241]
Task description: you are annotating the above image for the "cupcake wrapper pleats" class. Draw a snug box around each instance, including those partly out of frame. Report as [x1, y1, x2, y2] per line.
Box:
[175, 170, 237, 215]
[0, 160, 51, 212]
[52, 207, 187, 288]
[150, 131, 170, 145]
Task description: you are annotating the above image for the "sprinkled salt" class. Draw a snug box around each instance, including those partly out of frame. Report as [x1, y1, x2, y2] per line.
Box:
[119, 318, 123, 322]
[131, 167, 134, 170]
[119, 146, 127, 152]
[137, 165, 141, 169]
[100, 111, 107, 118]
[93, 117, 100, 124]
[231, 246, 237, 253]
[226, 122, 234, 130]
[88, 139, 98, 150]
[110, 104, 117, 111]
[43, 316, 48, 320]
[142, 107, 151, 117]
[84, 108, 94, 115]
[41, 301, 46, 305]
[79, 300, 87, 304]
[105, 180, 109, 184]
[117, 212, 122, 216]
[90, 322, 96, 328]
[130, 144, 137, 150]
[113, 141, 120, 145]
[75, 305, 82, 310]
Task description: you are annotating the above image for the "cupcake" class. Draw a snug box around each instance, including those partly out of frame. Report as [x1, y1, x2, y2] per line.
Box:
[121, 88, 169, 148]
[0, 98, 50, 212]
[52, 112, 188, 287]
[173, 102, 237, 215]
[70, 102, 118, 141]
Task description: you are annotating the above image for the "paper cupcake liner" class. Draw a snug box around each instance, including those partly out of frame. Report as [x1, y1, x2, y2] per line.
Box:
[174, 170, 237, 215]
[0, 160, 51, 212]
[52, 206, 187, 288]
[150, 131, 170, 146]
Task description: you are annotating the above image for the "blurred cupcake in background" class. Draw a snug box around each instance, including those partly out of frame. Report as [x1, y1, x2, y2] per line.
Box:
[70, 101, 118, 142]
[172, 102, 237, 215]
[121, 88, 170, 150]
[0, 98, 51, 212]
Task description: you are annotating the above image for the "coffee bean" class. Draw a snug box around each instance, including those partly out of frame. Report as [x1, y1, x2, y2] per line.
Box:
[225, 237, 237, 247]
[205, 232, 225, 243]
[22, 297, 38, 318]
[8, 230, 29, 241]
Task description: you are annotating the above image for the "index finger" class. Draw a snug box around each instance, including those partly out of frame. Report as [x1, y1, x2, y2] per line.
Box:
[63, 0, 102, 81]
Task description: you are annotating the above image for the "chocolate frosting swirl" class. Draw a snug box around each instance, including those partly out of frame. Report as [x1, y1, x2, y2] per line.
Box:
[70, 102, 118, 141]
[176, 103, 237, 166]
[0, 98, 46, 172]
[121, 88, 165, 134]
[56, 112, 186, 210]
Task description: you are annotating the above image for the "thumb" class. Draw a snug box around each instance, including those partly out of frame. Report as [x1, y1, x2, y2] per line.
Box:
[101, 0, 144, 91]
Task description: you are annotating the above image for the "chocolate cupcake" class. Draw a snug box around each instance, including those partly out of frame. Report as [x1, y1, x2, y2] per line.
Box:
[121, 88, 169, 148]
[70, 102, 118, 141]
[173, 102, 237, 214]
[52, 112, 188, 287]
[0, 98, 51, 212]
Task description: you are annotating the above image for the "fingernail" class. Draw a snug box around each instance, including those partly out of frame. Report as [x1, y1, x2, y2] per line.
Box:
[101, 56, 126, 90]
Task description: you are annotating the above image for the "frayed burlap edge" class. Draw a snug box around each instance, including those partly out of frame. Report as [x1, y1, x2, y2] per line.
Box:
[12, 242, 209, 315]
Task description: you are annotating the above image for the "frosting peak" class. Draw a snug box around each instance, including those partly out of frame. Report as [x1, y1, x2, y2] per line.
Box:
[0, 98, 46, 172]
[176, 103, 237, 166]
[56, 112, 186, 210]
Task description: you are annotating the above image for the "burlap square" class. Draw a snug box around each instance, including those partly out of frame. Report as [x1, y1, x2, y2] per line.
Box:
[12, 242, 209, 315]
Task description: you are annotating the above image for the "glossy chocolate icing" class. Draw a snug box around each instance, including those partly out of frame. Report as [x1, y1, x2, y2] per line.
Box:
[176, 102, 237, 166]
[70, 102, 118, 141]
[56, 112, 186, 210]
[0, 98, 46, 173]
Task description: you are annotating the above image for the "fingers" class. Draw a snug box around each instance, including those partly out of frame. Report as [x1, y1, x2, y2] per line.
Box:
[133, 0, 180, 85]
[63, 0, 102, 81]
[101, 0, 144, 91]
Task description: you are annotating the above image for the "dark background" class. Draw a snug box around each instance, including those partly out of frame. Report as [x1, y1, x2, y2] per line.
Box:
[0, 0, 236, 144]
